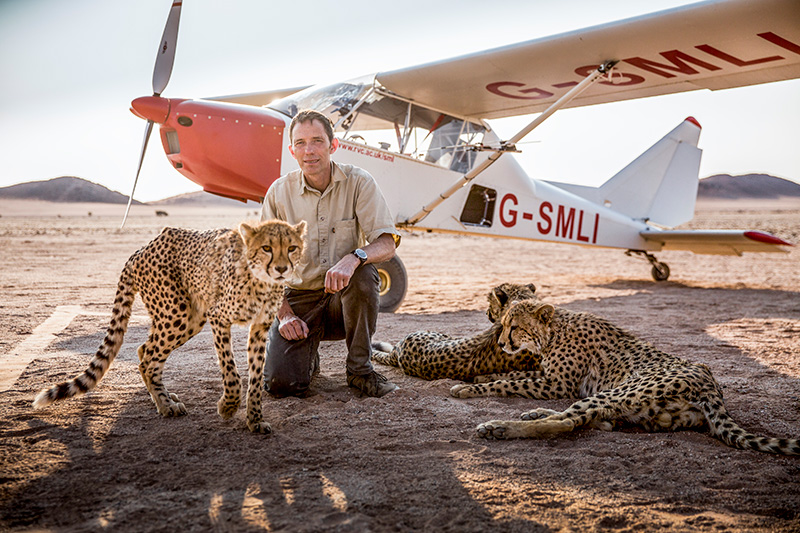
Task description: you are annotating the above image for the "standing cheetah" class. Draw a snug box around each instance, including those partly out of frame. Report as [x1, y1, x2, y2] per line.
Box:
[452, 298, 800, 455]
[33, 220, 305, 434]
[372, 283, 541, 380]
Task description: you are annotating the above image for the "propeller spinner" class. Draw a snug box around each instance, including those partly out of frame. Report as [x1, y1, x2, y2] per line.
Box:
[121, 0, 182, 228]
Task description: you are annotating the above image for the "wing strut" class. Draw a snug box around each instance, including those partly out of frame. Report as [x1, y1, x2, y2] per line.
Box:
[400, 61, 618, 226]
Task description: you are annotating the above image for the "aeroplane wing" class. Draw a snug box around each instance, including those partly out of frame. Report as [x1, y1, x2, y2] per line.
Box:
[640, 229, 793, 255]
[376, 0, 800, 120]
[206, 86, 310, 106]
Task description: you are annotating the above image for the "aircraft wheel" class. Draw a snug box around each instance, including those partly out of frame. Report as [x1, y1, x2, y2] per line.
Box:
[376, 255, 407, 313]
[651, 262, 670, 282]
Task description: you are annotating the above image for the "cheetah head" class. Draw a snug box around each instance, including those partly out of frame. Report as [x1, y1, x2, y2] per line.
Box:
[487, 282, 537, 323]
[497, 299, 554, 355]
[239, 220, 306, 284]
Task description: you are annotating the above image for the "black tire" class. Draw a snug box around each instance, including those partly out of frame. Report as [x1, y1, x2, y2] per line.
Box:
[375, 255, 407, 313]
[651, 262, 670, 282]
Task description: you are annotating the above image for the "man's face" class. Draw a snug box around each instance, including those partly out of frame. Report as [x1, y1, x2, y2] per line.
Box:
[288, 119, 338, 179]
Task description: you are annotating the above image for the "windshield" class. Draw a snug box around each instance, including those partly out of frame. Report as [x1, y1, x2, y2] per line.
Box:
[268, 80, 486, 173]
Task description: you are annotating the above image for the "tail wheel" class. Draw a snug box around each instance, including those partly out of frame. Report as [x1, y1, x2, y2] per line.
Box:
[375, 255, 407, 313]
[651, 262, 670, 282]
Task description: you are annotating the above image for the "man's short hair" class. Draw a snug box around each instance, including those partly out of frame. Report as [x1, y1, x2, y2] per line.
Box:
[289, 109, 334, 144]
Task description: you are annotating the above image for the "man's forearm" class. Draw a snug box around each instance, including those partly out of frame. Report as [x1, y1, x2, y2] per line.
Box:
[361, 233, 396, 265]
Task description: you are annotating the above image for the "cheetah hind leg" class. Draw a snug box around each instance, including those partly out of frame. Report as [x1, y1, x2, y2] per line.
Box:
[136, 310, 205, 417]
[137, 340, 187, 417]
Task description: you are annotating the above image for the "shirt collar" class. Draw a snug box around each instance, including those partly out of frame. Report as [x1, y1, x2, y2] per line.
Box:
[297, 162, 346, 197]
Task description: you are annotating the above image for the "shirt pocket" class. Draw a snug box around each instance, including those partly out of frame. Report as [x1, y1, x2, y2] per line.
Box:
[331, 218, 359, 262]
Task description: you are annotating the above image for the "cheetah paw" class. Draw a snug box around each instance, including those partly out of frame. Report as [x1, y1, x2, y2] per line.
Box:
[520, 408, 557, 420]
[476, 422, 507, 440]
[158, 401, 187, 417]
[247, 420, 272, 435]
[450, 384, 475, 398]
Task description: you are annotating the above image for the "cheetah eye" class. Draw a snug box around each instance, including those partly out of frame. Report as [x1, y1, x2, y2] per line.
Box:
[262, 245, 272, 253]
[288, 245, 299, 253]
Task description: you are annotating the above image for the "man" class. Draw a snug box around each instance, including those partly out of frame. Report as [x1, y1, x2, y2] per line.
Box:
[261, 109, 401, 398]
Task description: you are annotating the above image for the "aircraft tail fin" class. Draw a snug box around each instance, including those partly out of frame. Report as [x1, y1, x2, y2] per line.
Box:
[550, 118, 703, 228]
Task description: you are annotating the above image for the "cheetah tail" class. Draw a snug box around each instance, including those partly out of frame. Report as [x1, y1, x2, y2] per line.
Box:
[32, 270, 136, 409]
[700, 395, 800, 456]
[371, 341, 399, 367]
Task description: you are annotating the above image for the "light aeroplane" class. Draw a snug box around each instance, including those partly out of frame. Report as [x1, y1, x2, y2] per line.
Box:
[128, 0, 798, 312]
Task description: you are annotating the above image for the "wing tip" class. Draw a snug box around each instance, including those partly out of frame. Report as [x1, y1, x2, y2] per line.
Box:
[684, 116, 702, 129]
[744, 230, 793, 247]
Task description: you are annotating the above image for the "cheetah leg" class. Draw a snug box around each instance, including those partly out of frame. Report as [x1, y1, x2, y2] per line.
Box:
[479, 396, 620, 439]
[210, 319, 241, 420]
[137, 324, 188, 417]
[451, 377, 565, 399]
[136, 286, 203, 416]
[244, 322, 271, 434]
[474, 370, 541, 384]
[521, 406, 614, 431]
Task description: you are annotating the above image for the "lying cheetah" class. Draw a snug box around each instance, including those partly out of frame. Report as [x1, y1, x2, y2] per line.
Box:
[452, 299, 800, 455]
[33, 220, 306, 434]
[372, 283, 541, 380]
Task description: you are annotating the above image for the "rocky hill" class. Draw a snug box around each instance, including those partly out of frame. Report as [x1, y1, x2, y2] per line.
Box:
[697, 173, 800, 199]
[0, 176, 259, 206]
[0, 176, 142, 205]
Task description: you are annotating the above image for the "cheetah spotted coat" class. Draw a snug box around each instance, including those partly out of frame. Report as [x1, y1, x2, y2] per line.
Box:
[33, 219, 306, 434]
[452, 299, 800, 455]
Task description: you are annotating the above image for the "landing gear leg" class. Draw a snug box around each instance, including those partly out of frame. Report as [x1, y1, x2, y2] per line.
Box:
[625, 250, 670, 281]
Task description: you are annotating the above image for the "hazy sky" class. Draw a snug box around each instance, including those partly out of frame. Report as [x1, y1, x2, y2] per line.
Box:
[1, 0, 798, 202]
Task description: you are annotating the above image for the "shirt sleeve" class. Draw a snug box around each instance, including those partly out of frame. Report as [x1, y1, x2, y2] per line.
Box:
[354, 170, 402, 248]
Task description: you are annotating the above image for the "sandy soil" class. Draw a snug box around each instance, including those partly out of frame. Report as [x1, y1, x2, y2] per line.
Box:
[1, 198, 799, 532]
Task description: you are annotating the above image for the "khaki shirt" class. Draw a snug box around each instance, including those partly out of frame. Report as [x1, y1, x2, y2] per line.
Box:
[261, 162, 401, 290]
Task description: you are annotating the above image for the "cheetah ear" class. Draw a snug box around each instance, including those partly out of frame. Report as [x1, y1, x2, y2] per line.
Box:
[526, 283, 537, 294]
[534, 304, 555, 325]
[238, 222, 256, 245]
[492, 285, 509, 308]
[292, 220, 307, 238]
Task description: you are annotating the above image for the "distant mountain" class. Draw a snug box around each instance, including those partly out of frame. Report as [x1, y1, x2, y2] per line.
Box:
[0, 176, 142, 205]
[149, 190, 258, 207]
[698, 174, 800, 199]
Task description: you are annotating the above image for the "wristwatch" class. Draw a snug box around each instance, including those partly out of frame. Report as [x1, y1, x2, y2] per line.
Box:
[351, 248, 368, 266]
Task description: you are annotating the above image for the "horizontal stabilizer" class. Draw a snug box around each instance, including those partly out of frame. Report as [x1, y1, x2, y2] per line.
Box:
[640, 229, 793, 255]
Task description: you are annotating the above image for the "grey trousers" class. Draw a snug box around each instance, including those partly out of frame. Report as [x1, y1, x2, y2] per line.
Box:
[264, 264, 380, 397]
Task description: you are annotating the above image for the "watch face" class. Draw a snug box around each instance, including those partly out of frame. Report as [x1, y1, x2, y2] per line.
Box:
[354, 248, 367, 261]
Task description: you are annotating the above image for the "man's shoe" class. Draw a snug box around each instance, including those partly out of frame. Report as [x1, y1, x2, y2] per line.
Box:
[347, 370, 398, 397]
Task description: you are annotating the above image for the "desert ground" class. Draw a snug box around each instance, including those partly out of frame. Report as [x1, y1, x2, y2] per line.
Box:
[1, 197, 799, 532]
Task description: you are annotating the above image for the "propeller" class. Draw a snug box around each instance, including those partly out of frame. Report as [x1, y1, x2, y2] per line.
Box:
[121, 1, 182, 228]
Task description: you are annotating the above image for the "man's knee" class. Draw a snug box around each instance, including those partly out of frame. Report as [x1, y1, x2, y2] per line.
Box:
[263, 320, 315, 397]
[345, 264, 380, 300]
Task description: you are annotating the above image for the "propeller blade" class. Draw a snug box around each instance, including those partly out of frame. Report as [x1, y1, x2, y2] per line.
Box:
[120, 120, 155, 229]
[152, 1, 182, 96]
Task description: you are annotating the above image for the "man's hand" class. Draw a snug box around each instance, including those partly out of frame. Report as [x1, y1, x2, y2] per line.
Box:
[324, 253, 360, 294]
[278, 314, 309, 341]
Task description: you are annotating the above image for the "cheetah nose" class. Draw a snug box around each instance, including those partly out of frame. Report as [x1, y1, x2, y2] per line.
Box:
[275, 265, 288, 274]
